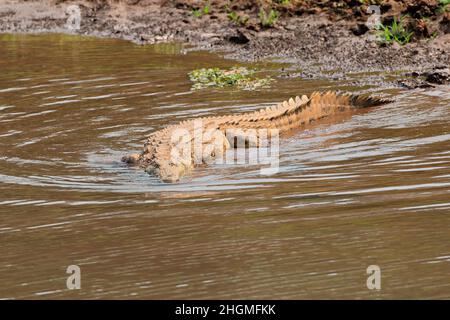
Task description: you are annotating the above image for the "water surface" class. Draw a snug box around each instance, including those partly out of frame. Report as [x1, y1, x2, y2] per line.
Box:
[1, 34, 449, 299]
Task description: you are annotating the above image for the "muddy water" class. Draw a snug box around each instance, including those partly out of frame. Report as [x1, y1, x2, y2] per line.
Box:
[1, 34, 449, 299]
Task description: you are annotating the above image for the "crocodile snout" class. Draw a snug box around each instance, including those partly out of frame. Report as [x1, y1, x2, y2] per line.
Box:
[122, 153, 141, 165]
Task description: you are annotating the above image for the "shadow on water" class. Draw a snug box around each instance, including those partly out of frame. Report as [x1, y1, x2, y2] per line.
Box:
[0, 34, 449, 299]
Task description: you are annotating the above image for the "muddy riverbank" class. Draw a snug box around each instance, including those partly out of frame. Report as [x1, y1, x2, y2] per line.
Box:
[0, 0, 449, 87]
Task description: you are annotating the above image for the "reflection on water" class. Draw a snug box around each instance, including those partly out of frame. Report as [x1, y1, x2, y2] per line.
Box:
[0, 34, 449, 299]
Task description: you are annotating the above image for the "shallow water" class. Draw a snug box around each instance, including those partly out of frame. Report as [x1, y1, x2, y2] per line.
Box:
[1, 34, 449, 299]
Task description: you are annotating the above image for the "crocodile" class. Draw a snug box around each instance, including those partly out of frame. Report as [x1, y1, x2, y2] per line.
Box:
[123, 91, 391, 182]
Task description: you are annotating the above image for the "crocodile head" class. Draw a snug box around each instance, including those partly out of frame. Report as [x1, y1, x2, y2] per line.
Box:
[144, 128, 229, 182]
[121, 153, 141, 165]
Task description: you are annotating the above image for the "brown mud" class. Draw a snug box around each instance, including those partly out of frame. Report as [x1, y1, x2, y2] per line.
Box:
[0, 0, 449, 88]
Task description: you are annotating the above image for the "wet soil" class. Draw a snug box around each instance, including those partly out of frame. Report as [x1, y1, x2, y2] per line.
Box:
[0, 0, 449, 87]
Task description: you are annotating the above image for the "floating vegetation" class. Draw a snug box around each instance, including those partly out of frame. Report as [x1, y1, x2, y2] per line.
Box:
[188, 67, 274, 90]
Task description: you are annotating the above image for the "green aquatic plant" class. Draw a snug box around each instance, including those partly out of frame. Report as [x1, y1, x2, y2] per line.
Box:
[227, 11, 249, 26]
[430, 31, 439, 40]
[188, 67, 274, 90]
[437, 0, 450, 13]
[203, 4, 211, 14]
[377, 16, 414, 45]
[274, 0, 291, 5]
[227, 11, 239, 23]
[191, 3, 211, 18]
[259, 8, 279, 28]
[191, 9, 202, 18]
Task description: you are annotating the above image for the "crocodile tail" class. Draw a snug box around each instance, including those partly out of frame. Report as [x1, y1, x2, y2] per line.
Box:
[309, 91, 392, 110]
[348, 93, 393, 108]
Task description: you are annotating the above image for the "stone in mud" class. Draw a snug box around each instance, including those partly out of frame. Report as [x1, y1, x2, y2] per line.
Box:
[351, 23, 369, 36]
[414, 18, 434, 38]
[397, 79, 433, 89]
[402, 67, 450, 88]
[424, 69, 450, 85]
[440, 13, 450, 34]
[391, 41, 402, 50]
[405, 0, 440, 19]
[228, 30, 250, 44]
